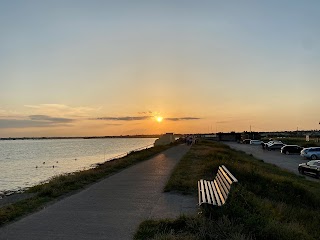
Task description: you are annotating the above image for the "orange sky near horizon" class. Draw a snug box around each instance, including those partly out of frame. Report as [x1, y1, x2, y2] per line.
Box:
[0, 102, 318, 137]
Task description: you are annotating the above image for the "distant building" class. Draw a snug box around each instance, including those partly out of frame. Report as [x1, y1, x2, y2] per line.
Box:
[203, 134, 218, 141]
[154, 133, 175, 146]
[241, 131, 261, 141]
[217, 132, 241, 142]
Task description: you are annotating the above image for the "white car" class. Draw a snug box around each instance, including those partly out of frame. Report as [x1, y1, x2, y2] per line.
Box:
[265, 140, 283, 147]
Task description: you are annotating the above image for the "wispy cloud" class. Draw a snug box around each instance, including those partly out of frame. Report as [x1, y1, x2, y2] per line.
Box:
[94, 116, 151, 121]
[24, 104, 99, 118]
[138, 110, 153, 115]
[29, 115, 74, 123]
[0, 115, 74, 129]
[25, 104, 65, 109]
[165, 117, 201, 121]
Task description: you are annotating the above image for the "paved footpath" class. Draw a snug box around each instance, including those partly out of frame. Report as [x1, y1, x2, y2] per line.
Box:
[0, 144, 197, 240]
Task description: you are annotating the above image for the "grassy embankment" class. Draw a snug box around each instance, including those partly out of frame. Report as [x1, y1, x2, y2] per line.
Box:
[0, 143, 176, 226]
[135, 140, 320, 240]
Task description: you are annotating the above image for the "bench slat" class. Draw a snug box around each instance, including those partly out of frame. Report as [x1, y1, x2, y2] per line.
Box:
[221, 175, 231, 194]
[219, 166, 233, 185]
[200, 179, 206, 204]
[208, 180, 216, 205]
[198, 180, 202, 205]
[211, 180, 221, 206]
[218, 169, 231, 190]
[222, 165, 238, 182]
[217, 170, 231, 193]
[216, 173, 228, 201]
[204, 180, 212, 204]
[214, 179, 224, 205]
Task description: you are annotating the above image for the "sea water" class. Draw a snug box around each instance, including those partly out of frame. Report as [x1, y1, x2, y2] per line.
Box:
[0, 138, 156, 193]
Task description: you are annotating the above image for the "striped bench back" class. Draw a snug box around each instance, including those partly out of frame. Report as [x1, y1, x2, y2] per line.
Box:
[198, 165, 238, 206]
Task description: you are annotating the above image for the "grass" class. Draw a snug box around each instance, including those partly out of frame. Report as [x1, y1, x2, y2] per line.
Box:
[135, 140, 320, 240]
[0, 143, 176, 226]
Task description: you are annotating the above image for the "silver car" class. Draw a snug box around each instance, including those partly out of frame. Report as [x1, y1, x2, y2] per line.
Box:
[300, 147, 320, 160]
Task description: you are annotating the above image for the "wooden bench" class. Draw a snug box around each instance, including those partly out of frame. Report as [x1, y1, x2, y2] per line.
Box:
[198, 165, 238, 206]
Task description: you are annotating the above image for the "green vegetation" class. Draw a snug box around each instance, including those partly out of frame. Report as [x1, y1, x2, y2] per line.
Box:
[0, 144, 175, 226]
[135, 140, 320, 240]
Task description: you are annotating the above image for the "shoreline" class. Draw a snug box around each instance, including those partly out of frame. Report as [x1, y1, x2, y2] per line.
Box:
[0, 139, 157, 196]
[0, 143, 178, 225]
[0, 144, 153, 207]
[0, 191, 36, 208]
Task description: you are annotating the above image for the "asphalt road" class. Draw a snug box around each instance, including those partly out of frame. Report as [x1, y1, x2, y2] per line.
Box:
[224, 142, 319, 182]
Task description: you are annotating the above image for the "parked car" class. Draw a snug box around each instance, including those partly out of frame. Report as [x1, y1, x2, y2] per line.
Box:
[263, 140, 282, 147]
[266, 140, 283, 145]
[280, 145, 303, 155]
[266, 142, 284, 151]
[298, 160, 320, 178]
[300, 147, 320, 160]
[242, 139, 251, 144]
[250, 140, 262, 145]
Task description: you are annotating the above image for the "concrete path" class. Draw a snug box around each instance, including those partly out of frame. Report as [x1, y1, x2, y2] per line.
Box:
[0, 144, 197, 240]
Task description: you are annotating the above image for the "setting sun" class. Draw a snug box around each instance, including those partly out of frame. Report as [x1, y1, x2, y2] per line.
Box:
[156, 116, 163, 123]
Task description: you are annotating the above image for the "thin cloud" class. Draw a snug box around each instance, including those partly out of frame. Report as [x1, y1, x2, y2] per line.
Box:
[138, 110, 154, 115]
[25, 104, 65, 109]
[0, 115, 74, 129]
[0, 119, 51, 128]
[29, 115, 74, 123]
[24, 104, 98, 117]
[165, 117, 201, 121]
[94, 116, 151, 121]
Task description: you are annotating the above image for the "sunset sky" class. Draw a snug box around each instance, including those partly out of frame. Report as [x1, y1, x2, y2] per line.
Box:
[1, 1, 320, 137]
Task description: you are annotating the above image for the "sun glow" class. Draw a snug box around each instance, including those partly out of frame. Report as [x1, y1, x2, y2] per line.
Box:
[156, 116, 163, 123]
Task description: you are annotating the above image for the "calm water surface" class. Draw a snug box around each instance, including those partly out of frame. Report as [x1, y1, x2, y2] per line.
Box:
[0, 138, 156, 193]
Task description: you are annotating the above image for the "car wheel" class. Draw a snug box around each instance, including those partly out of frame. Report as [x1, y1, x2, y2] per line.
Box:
[299, 168, 304, 174]
[317, 172, 320, 179]
[311, 155, 317, 160]
[285, 151, 290, 155]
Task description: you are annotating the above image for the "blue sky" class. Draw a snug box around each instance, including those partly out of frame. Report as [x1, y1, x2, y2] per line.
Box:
[1, 1, 320, 137]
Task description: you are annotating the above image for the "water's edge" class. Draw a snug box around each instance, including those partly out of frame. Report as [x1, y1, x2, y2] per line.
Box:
[0, 138, 156, 193]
